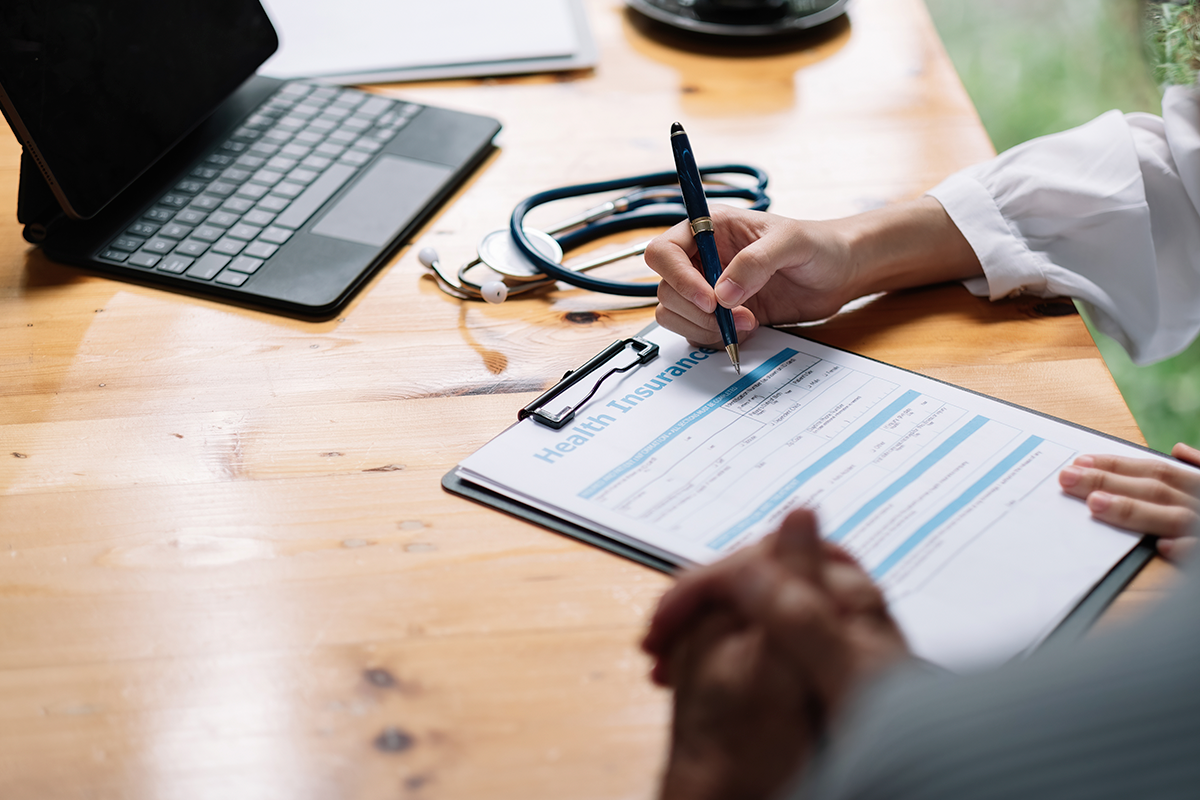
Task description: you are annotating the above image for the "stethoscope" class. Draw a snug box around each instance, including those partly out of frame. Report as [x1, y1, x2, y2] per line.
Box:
[419, 164, 769, 303]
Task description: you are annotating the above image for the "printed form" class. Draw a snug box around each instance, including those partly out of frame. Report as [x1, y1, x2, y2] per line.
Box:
[459, 325, 1160, 670]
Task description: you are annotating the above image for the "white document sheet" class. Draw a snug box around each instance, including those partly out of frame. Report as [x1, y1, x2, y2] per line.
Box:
[458, 325, 1161, 671]
[258, 0, 588, 82]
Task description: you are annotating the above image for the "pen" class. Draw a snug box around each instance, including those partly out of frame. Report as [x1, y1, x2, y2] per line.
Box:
[669, 122, 740, 373]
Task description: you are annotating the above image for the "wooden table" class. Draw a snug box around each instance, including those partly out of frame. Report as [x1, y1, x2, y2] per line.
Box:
[0, 1, 1170, 797]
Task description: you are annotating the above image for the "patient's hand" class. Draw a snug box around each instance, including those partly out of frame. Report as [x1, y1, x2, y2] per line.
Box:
[643, 509, 909, 800]
[1059, 442, 1200, 562]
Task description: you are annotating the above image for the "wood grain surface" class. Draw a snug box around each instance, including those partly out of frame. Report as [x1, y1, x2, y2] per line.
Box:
[0, 1, 1170, 797]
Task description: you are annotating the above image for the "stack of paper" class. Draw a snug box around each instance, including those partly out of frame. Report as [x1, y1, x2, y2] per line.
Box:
[258, 0, 596, 84]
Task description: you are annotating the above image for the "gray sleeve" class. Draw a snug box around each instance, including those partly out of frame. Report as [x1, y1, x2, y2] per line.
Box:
[788, 566, 1200, 800]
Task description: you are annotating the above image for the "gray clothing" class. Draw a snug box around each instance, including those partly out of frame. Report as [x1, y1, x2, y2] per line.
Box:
[794, 561, 1200, 800]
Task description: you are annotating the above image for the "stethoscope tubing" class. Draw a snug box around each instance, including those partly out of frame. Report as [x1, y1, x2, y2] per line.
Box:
[509, 164, 769, 297]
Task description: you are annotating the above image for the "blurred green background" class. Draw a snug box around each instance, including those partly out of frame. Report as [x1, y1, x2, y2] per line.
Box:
[923, 0, 1200, 453]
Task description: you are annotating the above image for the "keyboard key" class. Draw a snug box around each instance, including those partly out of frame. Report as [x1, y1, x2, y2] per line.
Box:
[176, 208, 208, 225]
[127, 251, 161, 268]
[228, 255, 265, 274]
[220, 167, 252, 183]
[191, 225, 223, 242]
[231, 126, 261, 142]
[206, 211, 240, 228]
[280, 143, 311, 159]
[186, 253, 231, 280]
[142, 237, 176, 254]
[100, 249, 129, 262]
[274, 163, 355, 229]
[278, 82, 311, 97]
[307, 117, 337, 133]
[249, 141, 281, 157]
[358, 96, 393, 118]
[350, 138, 383, 154]
[235, 182, 270, 200]
[285, 167, 319, 185]
[243, 209, 277, 227]
[341, 116, 371, 132]
[340, 150, 371, 167]
[267, 156, 299, 172]
[235, 154, 267, 170]
[158, 255, 194, 274]
[228, 223, 262, 241]
[250, 168, 285, 187]
[271, 181, 305, 199]
[220, 197, 255, 215]
[110, 236, 145, 252]
[205, 152, 234, 167]
[175, 179, 205, 194]
[159, 223, 193, 240]
[206, 180, 237, 197]
[262, 129, 292, 145]
[143, 207, 175, 222]
[189, 194, 223, 211]
[175, 239, 211, 257]
[310, 86, 338, 101]
[211, 236, 246, 256]
[258, 226, 294, 245]
[300, 154, 332, 171]
[127, 221, 160, 237]
[256, 195, 291, 213]
[327, 128, 357, 145]
[244, 240, 279, 259]
[315, 142, 345, 158]
[292, 130, 324, 146]
[220, 140, 248, 154]
[215, 269, 249, 286]
[191, 166, 220, 180]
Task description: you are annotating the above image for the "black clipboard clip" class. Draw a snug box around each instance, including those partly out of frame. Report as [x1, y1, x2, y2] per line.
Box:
[519, 337, 660, 429]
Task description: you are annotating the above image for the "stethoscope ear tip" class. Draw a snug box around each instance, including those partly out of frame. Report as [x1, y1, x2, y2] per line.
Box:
[481, 281, 508, 304]
[418, 247, 439, 268]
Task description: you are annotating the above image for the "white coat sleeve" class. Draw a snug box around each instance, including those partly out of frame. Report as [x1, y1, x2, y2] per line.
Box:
[926, 86, 1200, 365]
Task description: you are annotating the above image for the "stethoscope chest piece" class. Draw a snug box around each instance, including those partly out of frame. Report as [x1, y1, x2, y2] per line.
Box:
[478, 229, 562, 281]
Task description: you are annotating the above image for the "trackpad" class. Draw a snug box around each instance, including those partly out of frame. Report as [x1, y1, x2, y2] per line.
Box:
[311, 155, 454, 247]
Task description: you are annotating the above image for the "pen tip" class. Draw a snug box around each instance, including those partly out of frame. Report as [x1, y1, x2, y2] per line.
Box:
[671, 121, 684, 135]
[726, 343, 740, 374]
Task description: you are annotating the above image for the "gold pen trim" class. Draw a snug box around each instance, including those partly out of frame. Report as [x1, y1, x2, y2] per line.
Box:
[690, 216, 713, 236]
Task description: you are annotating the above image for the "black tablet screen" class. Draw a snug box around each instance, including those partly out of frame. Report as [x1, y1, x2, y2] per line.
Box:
[0, 1, 277, 219]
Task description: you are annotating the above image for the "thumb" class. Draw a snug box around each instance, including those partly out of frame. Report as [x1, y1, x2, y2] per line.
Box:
[769, 507, 825, 586]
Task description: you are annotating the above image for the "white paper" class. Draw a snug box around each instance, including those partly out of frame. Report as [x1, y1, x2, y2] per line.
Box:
[258, 0, 581, 79]
[460, 326, 1162, 671]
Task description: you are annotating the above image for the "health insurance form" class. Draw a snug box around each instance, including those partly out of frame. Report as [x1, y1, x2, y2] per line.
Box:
[457, 325, 1164, 670]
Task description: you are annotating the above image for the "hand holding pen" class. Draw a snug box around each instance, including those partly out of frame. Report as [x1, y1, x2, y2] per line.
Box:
[669, 122, 741, 373]
[644, 189, 981, 346]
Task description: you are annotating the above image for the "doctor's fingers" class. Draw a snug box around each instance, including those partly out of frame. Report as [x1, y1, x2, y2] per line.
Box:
[655, 280, 759, 347]
[1172, 442, 1200, 469]
[645, 225, 715, 313]
[1070, 453, 1200, 496]
[1084, 491, 1200, 540]
[1158, 536, 1197, 562]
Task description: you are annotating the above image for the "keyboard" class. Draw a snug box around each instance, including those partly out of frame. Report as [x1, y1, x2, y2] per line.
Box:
[96, 81, 421, 289]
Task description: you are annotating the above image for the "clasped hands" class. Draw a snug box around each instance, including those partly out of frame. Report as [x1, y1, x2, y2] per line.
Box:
[641, 509, 909, 800]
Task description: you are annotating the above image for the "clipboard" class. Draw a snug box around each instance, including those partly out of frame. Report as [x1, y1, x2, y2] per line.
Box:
[444, 324, 1159, 650]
